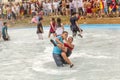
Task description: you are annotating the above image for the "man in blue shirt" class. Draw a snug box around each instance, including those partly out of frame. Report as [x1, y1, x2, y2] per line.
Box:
[52, 31, 68, 67]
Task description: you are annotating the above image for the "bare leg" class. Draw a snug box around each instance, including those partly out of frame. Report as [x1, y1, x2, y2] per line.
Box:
[48, 31, 51, 38]
[38, 33, 43, 40]
[61, 52, 72, 65]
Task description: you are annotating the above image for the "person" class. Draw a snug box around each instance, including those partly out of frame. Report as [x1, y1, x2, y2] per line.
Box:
[70, 12, 83, 38]
[0, 16, 3, 40]
[55, 18, 64, 36]
[61, 36, 74, 65]
[48, 18, 56, 38]
[51, 31, 74, 68]
[51, 36, 74, 68]
[2, 22, 10, 41]
[36, 18, 43, 40]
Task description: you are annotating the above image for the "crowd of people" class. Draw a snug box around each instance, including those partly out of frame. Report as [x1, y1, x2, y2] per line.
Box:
[0, 11, 82, 68]
[36, 12, 82, 68]
[0, 0, 120, 22]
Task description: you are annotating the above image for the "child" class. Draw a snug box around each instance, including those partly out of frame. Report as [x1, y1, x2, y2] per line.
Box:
[2, 22, 10, 41]
[36, 18, 43, 40]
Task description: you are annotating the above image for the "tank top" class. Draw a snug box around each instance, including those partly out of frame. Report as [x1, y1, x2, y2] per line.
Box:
[64, 43, 73, 51]
[50, 22, 56, 32]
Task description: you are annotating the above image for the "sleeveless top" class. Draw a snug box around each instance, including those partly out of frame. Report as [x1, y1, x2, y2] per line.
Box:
[64, 43, 73, 51]
[50, 22, 56, 33]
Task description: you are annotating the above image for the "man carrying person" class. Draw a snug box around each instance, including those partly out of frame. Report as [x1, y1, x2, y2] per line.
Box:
[51, 31, 74, 68]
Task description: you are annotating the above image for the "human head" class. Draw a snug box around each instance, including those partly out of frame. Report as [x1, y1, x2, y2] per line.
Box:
[57, 17, 61, 27]
[62, 31, 68, 39]
[38, 17, 43, 22]
[71, 12, 76, 16]
[68, 36, 73, 43]
[51, 18, 55, 22]
[3, 22, 7, 26]
[57, 17, 61, 24]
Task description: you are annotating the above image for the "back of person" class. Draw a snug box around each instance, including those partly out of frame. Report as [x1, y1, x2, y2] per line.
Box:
[56, 18, 63, 36]
[56, 24, 63, 36]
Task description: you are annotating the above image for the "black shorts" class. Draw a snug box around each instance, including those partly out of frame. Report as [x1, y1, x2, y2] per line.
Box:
[66, 48, 72, 57]
[50, 31, 55, 34]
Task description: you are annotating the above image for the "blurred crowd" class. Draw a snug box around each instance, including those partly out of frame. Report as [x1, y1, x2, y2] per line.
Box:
[0, 0, 120, 21]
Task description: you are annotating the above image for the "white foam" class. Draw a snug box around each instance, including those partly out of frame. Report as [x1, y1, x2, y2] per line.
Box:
[63, 77, 76, 80]
[32, 60, 77, 75]
[72, 52, 112, 59]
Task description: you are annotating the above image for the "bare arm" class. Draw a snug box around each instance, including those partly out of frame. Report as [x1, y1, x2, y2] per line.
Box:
[55, 38, 64, 46]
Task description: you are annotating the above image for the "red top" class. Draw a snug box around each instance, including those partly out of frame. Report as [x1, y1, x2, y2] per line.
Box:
[64, 43, 73, 51]
[50, 22, 56, 33]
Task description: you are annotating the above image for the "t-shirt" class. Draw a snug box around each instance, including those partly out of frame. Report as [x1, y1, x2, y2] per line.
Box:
[53, 36, 63, 55]
[56, 27, 63, 36]
[2, 26, 7, 36]
[53, 2, 59, 9]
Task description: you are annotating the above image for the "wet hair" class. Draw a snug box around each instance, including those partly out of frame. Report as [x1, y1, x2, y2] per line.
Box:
[3, 22, 7, 25]
[71, 12, 76, 16]
[51, 18, 55, 22]
[62, 31, 68, 34]
[57, 18, 61, 27]
[69, 36, 73, 41]
[38, 17, 43, 21]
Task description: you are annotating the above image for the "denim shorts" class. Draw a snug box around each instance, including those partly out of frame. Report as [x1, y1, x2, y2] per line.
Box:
[53, 53, 64, 67]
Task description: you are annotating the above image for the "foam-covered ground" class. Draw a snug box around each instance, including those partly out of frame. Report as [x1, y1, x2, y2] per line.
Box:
[0, 25, 120, 80]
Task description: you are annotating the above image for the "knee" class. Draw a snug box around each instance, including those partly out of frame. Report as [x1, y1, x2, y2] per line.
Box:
[61, 52, 66, 57]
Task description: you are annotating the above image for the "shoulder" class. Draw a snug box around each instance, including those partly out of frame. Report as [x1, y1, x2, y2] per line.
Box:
[56, 36, 62, 39]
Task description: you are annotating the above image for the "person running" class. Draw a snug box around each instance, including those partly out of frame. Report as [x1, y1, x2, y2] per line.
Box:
[2, 22, 10, 41]
[0, 16, 3, 40]
[55, 18, 64, 36]
[48, 18, 56, 38]
[36, 18, 43, 40]
[50, 36, 74, 68]
[70, 12, 83, 38]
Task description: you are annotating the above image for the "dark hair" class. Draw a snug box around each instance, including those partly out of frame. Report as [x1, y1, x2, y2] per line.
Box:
[57, 18, 61, 27]
[38, 17, 43, 21]
[52, 18, 55, 22]
[3, 22, 7, 25]
[69, 36, 73, 41]
[71, 12, 76, 16]
[62, 31, 68, 34]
